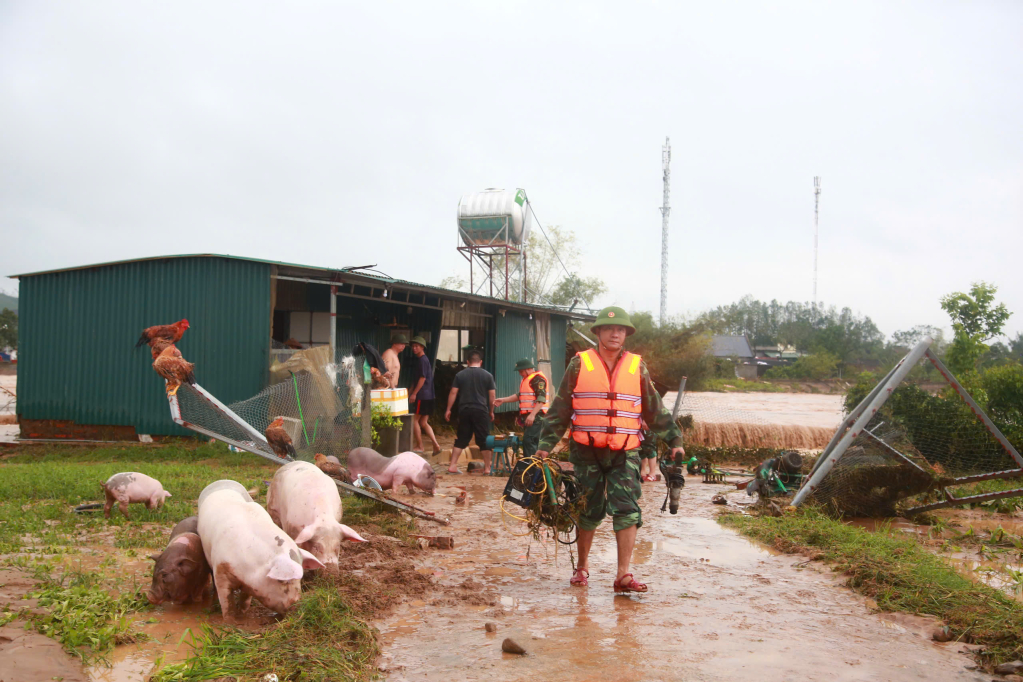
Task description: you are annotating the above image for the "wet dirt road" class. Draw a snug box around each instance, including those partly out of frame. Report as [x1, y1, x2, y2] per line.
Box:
[378, 474, 987, 682]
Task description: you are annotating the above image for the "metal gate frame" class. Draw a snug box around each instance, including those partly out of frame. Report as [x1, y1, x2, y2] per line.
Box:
[792, 337, 1023, 513]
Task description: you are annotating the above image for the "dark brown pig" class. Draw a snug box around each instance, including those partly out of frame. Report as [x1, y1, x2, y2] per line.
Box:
[170, 515, 198, 539]
[148, 532, 210, 605]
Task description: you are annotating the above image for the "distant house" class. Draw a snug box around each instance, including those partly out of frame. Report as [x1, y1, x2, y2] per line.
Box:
[711, 335, 754, 359]
[753, 344, 804, 360]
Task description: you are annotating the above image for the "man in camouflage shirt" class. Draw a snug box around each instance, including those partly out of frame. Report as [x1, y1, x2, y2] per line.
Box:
[493, 358, 549, 459]
[536, 307, 684, 593]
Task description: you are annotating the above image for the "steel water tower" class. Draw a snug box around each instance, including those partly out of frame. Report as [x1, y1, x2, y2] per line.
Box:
[456, 188, 532, 301]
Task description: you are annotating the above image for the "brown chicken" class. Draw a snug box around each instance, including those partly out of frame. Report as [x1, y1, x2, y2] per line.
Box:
[136, 319, 190, 350]
[266, 417, 297, 460]
[149, 338, 182, 360]
[152, 346, 196, 395]
[314, 453, 350, 483]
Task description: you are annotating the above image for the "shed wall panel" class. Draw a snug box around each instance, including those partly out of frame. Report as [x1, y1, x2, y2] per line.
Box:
[494, 311, 536, 413]
[550, 315, 568, 391]
[18, 257, 271, 436]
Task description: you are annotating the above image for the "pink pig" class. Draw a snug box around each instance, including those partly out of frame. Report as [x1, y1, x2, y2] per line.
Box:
[197, 486, 325, 619]
[347, 448, 437, 494]
[102, 472, 172, 519]
[267, 461, 366, 570]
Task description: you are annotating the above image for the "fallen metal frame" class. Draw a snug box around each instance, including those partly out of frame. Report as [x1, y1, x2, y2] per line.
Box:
[166, 381, 441, 521]
[793, 337, 1023, 513]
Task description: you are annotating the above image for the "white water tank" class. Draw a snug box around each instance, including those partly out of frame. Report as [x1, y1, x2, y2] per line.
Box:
[457, 188, 532, 246]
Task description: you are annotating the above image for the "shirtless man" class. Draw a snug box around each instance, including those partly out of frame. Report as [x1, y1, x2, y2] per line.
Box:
[381, 334, 408, 389]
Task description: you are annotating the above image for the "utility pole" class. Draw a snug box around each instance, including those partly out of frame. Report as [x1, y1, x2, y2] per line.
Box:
[659, 137, 671, 326]
[813, 176, 821, 317]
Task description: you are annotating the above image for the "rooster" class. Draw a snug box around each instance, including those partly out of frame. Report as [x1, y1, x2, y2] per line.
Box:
[149, 338, 182, 361]
[136, 319, 190, 350]
[266, 417, 297, 460]
[314, 453, 350, 483]
[152, 345, 196, 396]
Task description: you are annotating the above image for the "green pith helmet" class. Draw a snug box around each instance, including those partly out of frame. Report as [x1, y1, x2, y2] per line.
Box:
[410, 336, 427, 347]
[514, 358, 535, 371]
[590, 306, 636, 336]
[391, 333, 409, 345]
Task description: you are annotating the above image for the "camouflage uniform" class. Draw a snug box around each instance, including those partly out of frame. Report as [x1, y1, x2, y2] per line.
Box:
[517, 373, 547, 459]
[639, 429, 659, 460]
[538, 354, 682, 532]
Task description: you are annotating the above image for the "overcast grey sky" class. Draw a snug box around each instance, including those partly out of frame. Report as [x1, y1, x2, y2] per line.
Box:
[1, 1, 1020, 339]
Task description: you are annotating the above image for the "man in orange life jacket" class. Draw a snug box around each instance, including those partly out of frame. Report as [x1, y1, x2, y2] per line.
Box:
[536, 306, 684, 593]
[493, 358, 550, 458]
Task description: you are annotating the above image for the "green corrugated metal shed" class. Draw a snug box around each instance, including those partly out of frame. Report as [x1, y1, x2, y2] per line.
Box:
[14, 252, 592, 438]
[17, 256, 271, 436]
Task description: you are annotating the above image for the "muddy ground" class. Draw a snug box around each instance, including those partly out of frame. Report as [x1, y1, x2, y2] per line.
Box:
[0, 463, 1001, 682]
[377, 472, 989, 682]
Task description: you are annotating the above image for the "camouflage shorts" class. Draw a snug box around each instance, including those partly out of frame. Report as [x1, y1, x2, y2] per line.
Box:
[569, 448, 643, 532]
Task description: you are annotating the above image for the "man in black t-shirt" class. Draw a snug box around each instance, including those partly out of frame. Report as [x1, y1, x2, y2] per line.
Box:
[444, 349, 496, 474]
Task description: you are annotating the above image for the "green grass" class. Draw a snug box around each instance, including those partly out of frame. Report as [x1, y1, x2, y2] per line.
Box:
[152, 575, 380, 682]
[721, 508, 1023, 667]
[28, 567, 151, 664]
[1, 440, 411, 680]
[0, 441, 275, 555]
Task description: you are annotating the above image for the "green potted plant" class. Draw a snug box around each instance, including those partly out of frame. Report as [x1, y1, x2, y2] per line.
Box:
[371, 404, 402, 456]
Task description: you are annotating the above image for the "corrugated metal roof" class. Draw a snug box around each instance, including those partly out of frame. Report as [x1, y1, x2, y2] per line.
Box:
[711, 335, 754, 358]
[12, 253, 593, 321]
[17, 256, 271, 435]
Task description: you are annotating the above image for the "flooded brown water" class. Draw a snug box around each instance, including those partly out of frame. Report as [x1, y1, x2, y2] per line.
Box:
[378, 474, 988, 682]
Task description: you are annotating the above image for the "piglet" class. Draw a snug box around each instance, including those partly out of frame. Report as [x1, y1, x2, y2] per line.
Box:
[102, 472, 171, 519]
[267, 461, 366, 570]
[347, 448, 437, 494]
[147, 531, 210, 605]
[197, 485, 325, 619]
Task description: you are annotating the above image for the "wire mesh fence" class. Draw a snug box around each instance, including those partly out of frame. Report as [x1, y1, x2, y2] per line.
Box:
[173, 347, 365, 467]
[801, 345, 1023, 516]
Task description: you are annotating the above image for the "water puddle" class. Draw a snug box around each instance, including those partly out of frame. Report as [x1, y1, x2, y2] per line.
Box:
[600, 517, 779, 570]
[87, 603, 210, 682]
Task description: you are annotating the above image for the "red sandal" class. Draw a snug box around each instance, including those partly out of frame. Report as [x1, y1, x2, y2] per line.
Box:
[570, 568, 589, 587]
[613, 573, 648, 593]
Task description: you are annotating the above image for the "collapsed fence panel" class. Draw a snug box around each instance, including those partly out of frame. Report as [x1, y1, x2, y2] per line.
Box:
[792, 337, 1023, 516]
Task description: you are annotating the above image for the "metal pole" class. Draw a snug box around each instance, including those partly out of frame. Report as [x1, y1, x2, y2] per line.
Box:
[361, 359, 372, 448]
[659, 137, 671, 325]
[671, 376, 688, 421]
[792, 336, 932, 507]
[805, 360, 902, 479]
[330, 285, 337, 365]
[812, 176, 821, 317]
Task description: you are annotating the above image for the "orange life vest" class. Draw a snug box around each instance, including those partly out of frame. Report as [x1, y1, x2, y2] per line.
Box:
[518, 371, 551, 414]
[570, 348, 643, 450]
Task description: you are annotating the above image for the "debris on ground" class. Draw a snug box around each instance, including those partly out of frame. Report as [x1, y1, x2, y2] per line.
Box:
[485, 622, 498, 632]
[501, 638, 526, 655]
[995, 661, 1023, 675]
[932, 625, 952, 642]
[711, 494, 727, 505]
[411, 535, 454, 549]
